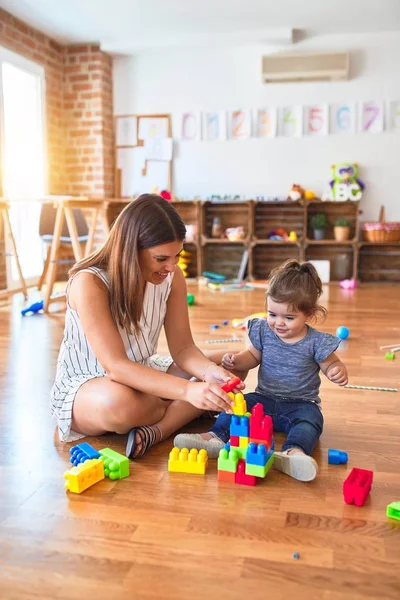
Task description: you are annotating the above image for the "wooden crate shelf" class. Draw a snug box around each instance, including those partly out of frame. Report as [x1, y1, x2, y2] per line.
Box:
[105, 198, 399, 282]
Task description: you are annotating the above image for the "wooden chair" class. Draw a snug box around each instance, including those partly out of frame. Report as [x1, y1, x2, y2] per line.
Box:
[0, 201, 28, 301]
[37, 204, 89, 291]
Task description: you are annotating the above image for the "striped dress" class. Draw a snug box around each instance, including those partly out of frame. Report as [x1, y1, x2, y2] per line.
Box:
[50, 266, 174, 442]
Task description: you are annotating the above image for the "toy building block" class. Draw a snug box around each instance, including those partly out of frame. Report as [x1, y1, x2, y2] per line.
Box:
[218, 447, 239, 472]
[235, 459, 256, 486]
[230, 435, 239, 447]
[230, 415, 249, 438]
[64, 458, 104, 494]
[246, 442, 268, 466]
[343, 467, 373, 506]
[221, 376, 242, 393]
[385, 352, 395, 360]
[70, 442, 101, 466]
[239, 436, 249, 449]
[246, 453, 275, 478]
[225, 441, 247, 460]
[218, 470, 236, 483]
[328, 448, 348, 465]
[386, 501, 400, 521]
[99, 448, 130, 480]
[229, 392, 247, 416]
[168, 447, 208, 474]
[250, 403, 273, 449]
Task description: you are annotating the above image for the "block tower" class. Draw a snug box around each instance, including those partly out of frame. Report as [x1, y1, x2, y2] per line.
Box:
[218, 402, 274, 486]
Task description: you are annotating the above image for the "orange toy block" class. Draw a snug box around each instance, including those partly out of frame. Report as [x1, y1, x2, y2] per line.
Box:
[218, 470, 236, 483]
[168, 447, 208, 474]
[64, 458, 105, 494]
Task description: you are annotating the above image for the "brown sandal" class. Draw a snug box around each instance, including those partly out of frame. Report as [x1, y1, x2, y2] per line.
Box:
[125, 424, 162, 459]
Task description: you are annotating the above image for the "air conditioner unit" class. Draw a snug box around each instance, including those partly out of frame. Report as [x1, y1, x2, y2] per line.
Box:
[262, 51, 350, 83]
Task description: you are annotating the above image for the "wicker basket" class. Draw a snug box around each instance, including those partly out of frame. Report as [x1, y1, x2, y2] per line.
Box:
[362, 206, 400, 242]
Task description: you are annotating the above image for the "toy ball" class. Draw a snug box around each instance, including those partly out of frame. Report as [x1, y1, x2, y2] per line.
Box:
[336, 326, 350, 340]
[187, 293, 195, 306]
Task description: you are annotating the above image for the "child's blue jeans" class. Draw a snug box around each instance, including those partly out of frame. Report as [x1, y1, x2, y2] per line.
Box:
[210, 392, 324, 456]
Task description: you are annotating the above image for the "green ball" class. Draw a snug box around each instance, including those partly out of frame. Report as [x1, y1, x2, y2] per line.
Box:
[187, 293, 195, 306]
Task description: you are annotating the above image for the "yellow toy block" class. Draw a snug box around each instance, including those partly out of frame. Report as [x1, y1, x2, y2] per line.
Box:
[168, 447, 208, 474]
[231, 392, 247, 416]
[64, 458, 104, 494]
[239, 436, 249, 449]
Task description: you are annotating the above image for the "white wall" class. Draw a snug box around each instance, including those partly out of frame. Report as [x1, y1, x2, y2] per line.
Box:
[113, 31, 400, 220]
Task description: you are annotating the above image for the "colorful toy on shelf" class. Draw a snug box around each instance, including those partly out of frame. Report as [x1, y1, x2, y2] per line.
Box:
[287, 184, 305, 201]
[69, 442, 100, 466]
[304, 190, 316, 200]
[99, 448, 130, 480]
[21, 300, 44, 316]
[328, 449, 348, 465]
[343, 467, 373, 506]
[168, 447, 208, 474]
[178, 249, 192, 278]
[386, 502, 400, 521]
[64, 458, 105, 494]
[336, 326, 350, 340]
[322, 163, 365, 201]
[217, 403, 275, 486]
[288, 231, 298, 242]
[225, 226, 246, 241]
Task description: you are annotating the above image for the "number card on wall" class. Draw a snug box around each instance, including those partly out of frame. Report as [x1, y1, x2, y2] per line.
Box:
[255, 108, 277, 138]
[279, 106, 302, 137]
[203, 111, 227, 141]
[389, 101, 400, 133]
[359, 101, 384, 133]
[180, 112, 202, 141]
[330, 103, 356, 135]
[229, 109, 251, 140]
[304, 105, 328, 136]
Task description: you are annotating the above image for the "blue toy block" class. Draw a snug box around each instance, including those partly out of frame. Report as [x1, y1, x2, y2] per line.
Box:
[70, 442, 101, 466]
[246, 442, 267, 466]
[230, 415, 249, 438]
[328, 448, 348, 465]
[21, 300, 44, 316]
[222, 320, 229, 326]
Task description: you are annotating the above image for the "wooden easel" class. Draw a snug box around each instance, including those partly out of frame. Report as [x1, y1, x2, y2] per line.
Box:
[43, 198, 110, 312]
[114, 113, 172, 197]
[0, 201, 28, 301]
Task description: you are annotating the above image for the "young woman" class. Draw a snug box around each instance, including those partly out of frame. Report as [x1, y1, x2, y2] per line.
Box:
[50, 194, 243, 458]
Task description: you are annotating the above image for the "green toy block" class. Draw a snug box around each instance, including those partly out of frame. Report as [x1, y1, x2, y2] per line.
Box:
[99, 448, 129, 480]
[387, 501, 400, 521]
[385, 352, 395, 360]
[217, 448, 239, 472]
[245, 453, 275, 478]
[229, 444, 247, 459]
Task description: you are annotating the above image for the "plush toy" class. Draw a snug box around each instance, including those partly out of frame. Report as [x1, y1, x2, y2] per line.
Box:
[287, 184, 305, 201]
[322, 163, 365, 201]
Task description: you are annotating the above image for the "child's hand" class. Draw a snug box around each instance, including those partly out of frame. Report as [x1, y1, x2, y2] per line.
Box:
[327, 361, 348, 386]
[221, 353, 236, 370]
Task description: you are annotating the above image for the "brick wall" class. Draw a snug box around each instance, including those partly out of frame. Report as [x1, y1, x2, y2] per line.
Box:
[0, 8, 114, 291]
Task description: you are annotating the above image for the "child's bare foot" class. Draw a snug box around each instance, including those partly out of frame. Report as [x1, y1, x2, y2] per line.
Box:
[274, 448, 318, 482]
[173, 432, 224, 458]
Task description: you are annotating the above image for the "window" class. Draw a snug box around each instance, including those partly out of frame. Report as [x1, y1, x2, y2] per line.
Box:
[0, 46, 46, 287]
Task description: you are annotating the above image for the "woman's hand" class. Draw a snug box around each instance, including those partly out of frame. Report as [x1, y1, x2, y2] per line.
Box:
[203, 363, 245, 392]
[326, 361, 348, 386]
[185, 381, 235, 413]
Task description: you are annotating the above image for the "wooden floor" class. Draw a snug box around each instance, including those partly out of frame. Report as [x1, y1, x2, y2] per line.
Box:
[1, 283, 400, 600]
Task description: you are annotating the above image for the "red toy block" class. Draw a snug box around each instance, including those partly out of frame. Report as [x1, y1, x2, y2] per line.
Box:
[230, 435, 239, 447]
[250, 403, 273, 448]
[218, 470, 236, 483]
[235, 459, 256, 486]
[221, 376, 241, 393]
[343, 467, 373, 507]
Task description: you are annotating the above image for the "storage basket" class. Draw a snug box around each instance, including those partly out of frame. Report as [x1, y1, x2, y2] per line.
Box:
[362, 206, 400, 242]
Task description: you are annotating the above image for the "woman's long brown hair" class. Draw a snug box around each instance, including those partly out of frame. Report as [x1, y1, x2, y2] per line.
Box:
[69, 194, 186, 334]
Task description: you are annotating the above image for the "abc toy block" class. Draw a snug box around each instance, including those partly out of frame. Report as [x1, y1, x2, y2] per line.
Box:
[232, 392, 247, 416]
[230, 415, 249, 438]
[99, 448, 130, 480]
[387, 502, 400, 521]
[343, 467, 373, 507]
[64, 458, 104, 494]
[218, 470, 236, 483]
[69, 442, 101, 466]
[239, 436, 249, 449]
[221, 376, 241, 393]
[218, 447, 239, 472]
[245, 453, 275, 478]
[328, 448, 348, 465]
[168, 447, 208, 474]
[250, 404, 273, 449]
[235, 459, 256, 487]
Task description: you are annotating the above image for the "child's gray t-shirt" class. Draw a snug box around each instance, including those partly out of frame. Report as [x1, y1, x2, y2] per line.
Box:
[248, 319, 340, 403]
